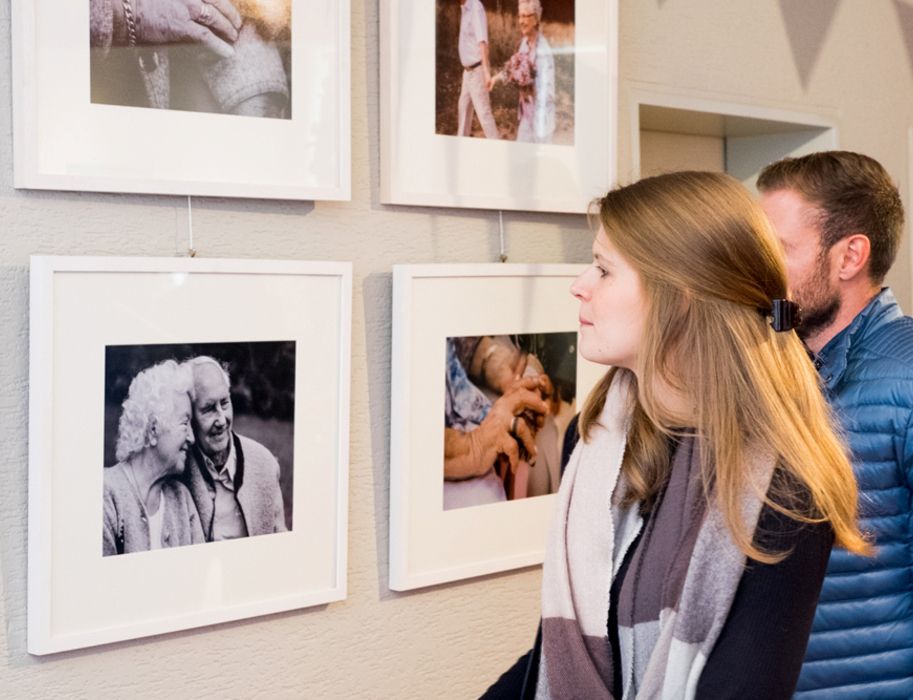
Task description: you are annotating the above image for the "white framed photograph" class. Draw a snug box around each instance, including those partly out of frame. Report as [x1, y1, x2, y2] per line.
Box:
[12, 0, 350, 200]
[380, 0, 617, 213]
[28, 256, 352, 654]
[389, 264, 604, 590]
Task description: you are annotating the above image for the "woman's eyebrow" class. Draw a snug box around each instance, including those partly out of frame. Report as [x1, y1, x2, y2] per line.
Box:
[592, 250, 612, 265]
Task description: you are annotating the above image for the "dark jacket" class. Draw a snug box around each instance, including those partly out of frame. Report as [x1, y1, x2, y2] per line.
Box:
[795, 288, 913, 699]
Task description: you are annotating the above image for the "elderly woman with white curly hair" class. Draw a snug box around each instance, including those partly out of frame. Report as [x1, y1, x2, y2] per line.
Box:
[103, 359, 205, 555]
[491, 0, 556, 143]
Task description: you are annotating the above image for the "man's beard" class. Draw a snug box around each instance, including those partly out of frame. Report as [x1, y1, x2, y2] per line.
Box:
[794, 253, 841, 342]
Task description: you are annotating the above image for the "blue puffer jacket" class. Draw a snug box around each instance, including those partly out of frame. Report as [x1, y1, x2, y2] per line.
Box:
[795, 288, 913, 699]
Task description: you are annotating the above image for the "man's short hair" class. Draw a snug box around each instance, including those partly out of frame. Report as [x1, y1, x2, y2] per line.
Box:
[757, 150, 904, 283]
[186, 355, 231, 402]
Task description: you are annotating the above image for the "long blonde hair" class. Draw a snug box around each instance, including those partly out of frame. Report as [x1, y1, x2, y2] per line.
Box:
[579, 171, 869, 562]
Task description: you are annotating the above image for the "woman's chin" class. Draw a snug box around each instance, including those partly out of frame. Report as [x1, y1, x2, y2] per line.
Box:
[580, 348, 630, 370]
[578, 344, 606, 366]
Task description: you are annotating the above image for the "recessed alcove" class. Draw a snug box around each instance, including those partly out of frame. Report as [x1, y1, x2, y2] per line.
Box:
[631, 91, 838, 194]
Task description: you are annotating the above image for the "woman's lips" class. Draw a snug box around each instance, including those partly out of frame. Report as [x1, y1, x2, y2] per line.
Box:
[579, 316, 593, 326]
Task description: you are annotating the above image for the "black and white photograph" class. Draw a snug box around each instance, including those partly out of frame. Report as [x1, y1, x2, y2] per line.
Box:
[89, 0, 293, 118]
[103, 340, 295, 556]
[435, 0, 575, 144]
[28, 256, 351, 653]
[443, 332, 577, 510]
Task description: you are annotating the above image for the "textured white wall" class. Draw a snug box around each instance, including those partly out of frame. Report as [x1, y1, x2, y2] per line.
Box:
[0, 1, 911, 698]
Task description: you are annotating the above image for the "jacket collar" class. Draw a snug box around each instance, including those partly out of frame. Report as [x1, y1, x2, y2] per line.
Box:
[815, 287, 903, 391]
[192, 433, 246, 493]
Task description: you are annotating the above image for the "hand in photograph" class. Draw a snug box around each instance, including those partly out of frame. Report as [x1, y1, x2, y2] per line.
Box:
[497, 367, 553, 501]
[443, 376, 547, 481]
[128, 0, 243, 58]
[517, 371, 553, 433]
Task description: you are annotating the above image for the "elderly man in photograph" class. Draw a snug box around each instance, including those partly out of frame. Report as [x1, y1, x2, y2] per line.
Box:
[457, 0, 499, 138]
[183, 356, 287, 541]
[758, 151, 913, 699]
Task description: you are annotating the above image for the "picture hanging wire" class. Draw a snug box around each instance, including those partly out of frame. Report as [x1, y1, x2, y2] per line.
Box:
[186, 196, 197, 258]
[498, 210, 507, 263]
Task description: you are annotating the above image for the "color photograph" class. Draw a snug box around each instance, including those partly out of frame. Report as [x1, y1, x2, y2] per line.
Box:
[89, 0, 293, 118]
[435, 0, 575, 144]
[443, 332, 577, 510]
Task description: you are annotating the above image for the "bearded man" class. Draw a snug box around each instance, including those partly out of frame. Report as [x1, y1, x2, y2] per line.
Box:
[758, 151, 913, 699]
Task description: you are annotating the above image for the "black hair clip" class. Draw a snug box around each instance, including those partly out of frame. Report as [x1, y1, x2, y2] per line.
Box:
[770, 298, 799, 332]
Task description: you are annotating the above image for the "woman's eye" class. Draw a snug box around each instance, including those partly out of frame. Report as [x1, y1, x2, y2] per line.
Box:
[594, 264, 609, 278]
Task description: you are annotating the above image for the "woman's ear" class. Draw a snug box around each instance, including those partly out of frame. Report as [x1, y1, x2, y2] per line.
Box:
[148, 417, 159, 446]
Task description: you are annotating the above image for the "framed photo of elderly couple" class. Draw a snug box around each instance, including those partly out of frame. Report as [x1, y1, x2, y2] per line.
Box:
[380, 0, 618, 213]
[28, 256, 352, 654]
[388, 264, 604, 590]
[11, 0, 350, 200]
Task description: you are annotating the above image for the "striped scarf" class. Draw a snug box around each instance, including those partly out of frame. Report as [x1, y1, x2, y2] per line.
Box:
[538, 375, 775, 699]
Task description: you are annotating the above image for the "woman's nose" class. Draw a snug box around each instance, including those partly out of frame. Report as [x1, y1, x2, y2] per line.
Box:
[570, 272, 590, 300]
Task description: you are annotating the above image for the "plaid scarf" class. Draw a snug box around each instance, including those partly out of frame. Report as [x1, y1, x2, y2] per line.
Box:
[538, 375, 775, 699]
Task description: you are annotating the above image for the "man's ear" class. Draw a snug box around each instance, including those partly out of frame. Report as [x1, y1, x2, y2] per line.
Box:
[148, 417, 159, 446]
[836, 234, 871, 281]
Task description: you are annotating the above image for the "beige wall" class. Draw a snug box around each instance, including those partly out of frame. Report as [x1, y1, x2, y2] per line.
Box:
[0, 1, 910, 697]
[639, 130, 726, 178]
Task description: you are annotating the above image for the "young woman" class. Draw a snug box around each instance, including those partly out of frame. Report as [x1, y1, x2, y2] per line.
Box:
[485, 171, 869, 699]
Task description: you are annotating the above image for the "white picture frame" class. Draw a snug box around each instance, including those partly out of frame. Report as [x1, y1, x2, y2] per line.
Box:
[389, 264, 604, 590]
[380, 0, 617, 213]
[28, 256, 352, 654]
[12, 1, 350, 200]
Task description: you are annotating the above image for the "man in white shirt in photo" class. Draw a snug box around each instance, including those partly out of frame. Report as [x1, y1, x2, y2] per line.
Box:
[457, 0, 500, 139]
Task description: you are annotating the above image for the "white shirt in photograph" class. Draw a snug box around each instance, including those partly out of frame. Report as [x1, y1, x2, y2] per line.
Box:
[147, 489, 165, 550]
[459, 0, 489, 68]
